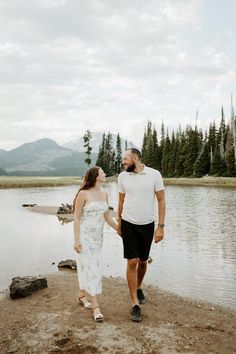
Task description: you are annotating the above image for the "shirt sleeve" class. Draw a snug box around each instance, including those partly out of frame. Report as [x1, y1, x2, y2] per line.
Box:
[118, 173, 125, 193]
[154, 170, 164, 192]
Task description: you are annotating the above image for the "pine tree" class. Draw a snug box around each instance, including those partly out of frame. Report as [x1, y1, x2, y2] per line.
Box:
[183, 126, 201, 177]
[141, 128, 148, 163]
[125, 138, 128, 150]
[110, 150, 116, 176]
[115, 133, 123, 174]
[230, 94, 236, 168]
[145, 121, 155, 166]
[225, 125, 236, 176]
[219, 106, 226, 160]
[161, 131, 171, 177]
[159, 122, 165, 172]
[211, 143, 226, 176]
[96, 133, 106, 170]
[83, 130, 92, 168]
[208, 121, 217, 170]
[168, 131, 177, 177]
[174, 132, 187, 177]
[152, 126, 160, 170]
[193, 133, 211, 177]
[96, 132, 115, 176]
[141, 121, 155, 167]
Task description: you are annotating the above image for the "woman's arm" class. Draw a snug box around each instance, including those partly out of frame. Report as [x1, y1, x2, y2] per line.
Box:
[73, 190, 86, 253]
[104, 193, 118, 231]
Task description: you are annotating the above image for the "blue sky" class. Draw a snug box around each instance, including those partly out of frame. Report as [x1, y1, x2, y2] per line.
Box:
[0, 0, 235, 150]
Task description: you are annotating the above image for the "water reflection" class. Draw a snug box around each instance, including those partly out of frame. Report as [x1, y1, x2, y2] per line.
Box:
[0, 184, 235, 309]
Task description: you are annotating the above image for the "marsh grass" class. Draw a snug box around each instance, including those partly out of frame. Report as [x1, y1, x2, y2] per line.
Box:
[164, 177, 236, 188]
[0, 175, 235, 189]
[0, 176, 82, 189]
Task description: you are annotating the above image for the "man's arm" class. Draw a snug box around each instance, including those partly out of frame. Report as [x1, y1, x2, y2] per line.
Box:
[154, 189, 166, 243]
[117, 192, 125, 236]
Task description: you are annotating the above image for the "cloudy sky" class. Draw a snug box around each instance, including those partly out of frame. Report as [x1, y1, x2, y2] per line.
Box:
[0, 0, 235, 150]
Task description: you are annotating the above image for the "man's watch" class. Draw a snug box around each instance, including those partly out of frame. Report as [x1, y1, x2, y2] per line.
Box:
[158, 223, 165, 228]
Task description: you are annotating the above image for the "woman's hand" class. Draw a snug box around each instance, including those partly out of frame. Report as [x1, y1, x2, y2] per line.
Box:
[74, 241, 82, 253]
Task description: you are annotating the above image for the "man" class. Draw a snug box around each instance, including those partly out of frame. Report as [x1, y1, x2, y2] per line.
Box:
[117, 148, 165, 322]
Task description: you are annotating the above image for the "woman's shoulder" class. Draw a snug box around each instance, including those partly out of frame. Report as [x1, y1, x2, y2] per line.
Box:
[76, 189, 88, 202]
[78, 189, 87, 196]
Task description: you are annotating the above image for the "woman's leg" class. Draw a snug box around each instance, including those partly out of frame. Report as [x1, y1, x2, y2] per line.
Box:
[77, 287, 91, 308]
[78, 289, 85, 298]
[90, 295, 104, 321]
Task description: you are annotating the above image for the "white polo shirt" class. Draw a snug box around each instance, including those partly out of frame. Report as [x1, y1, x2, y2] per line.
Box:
[118, 166, 164, 225]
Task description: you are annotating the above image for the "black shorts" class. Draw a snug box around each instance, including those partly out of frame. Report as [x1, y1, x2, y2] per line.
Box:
[121, 219, 154, 261]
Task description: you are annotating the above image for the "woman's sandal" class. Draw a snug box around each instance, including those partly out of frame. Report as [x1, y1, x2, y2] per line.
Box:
[78, 296, 92, 309]
[93, 306, 104, 322]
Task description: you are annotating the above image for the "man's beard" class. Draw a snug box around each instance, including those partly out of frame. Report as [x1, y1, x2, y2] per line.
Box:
[126, 163, 136, 172]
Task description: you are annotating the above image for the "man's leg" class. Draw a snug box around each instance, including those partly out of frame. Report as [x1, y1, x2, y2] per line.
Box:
[126, 258, 139, 305]
[136, 221, 154, 304]
[137, 260, 147, 288]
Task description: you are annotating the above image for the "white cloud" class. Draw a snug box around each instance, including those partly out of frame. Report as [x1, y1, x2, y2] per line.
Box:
[0, 0, 235, 150]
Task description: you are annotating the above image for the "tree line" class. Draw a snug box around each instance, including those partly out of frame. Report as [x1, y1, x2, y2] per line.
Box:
[141, 106, 236, 177]
[84, 105, 236, 177]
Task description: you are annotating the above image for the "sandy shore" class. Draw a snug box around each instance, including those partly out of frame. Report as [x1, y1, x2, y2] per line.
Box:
[0, 271, 235, 354]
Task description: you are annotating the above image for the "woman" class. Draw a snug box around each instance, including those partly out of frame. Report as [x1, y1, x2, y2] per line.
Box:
[73, 166, 118, 322]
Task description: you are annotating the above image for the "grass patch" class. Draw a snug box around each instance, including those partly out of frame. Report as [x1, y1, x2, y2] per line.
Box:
[0, 176, 82, 189]
[164, 177, 236, 188]
[0, 175, 236, 189]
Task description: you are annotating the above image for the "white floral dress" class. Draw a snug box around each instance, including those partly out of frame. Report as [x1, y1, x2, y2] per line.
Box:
[76, 201, 108, 296]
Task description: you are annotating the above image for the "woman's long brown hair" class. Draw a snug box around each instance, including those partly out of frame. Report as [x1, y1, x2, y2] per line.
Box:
[72, 166, 100, 212]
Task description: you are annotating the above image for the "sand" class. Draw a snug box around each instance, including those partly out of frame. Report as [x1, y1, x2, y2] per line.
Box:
[0, 271, 235, 354]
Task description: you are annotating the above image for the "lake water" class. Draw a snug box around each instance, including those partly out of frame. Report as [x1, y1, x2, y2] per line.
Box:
[0, 183, 235, 309]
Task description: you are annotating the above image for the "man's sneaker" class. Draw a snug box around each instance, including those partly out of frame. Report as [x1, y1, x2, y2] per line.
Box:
[137, 288, 145, 304]
[130, 304, 142, 322]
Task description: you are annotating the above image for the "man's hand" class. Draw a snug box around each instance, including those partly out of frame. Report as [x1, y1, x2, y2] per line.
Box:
[153, 226, 164, 243]
[73, 241, 81, 253]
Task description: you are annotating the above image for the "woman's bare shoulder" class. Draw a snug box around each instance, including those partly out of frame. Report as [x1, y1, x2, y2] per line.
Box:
[75, 189, 87, 202]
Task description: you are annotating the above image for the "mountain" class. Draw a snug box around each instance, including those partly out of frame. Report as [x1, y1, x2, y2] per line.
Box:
[0, 133, 139, 176]
[63, 132, 138, 153]
[0, 138, 97, 176]
[0, 149, 6, 157]
[0, 138, 69, 170]
[0, 167, 7, 176]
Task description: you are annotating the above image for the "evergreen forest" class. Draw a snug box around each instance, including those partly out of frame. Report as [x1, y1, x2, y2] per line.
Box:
[96, 106, 236, 177]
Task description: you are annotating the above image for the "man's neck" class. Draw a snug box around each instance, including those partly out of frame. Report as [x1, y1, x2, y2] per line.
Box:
[134, 163, 145, 174]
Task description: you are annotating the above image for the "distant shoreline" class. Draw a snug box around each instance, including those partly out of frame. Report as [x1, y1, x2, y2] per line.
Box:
[0, 175, 236, 189]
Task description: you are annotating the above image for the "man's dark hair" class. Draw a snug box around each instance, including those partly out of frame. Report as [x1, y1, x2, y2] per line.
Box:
[127, 148, 142, 159]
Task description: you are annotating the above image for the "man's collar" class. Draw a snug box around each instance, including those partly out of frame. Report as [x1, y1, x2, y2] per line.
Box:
[128, 165, 146, 175]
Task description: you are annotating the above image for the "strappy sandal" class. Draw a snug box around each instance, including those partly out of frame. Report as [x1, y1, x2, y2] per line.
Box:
[78, 296, 92, 309]
[93, 306, 104, 322]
